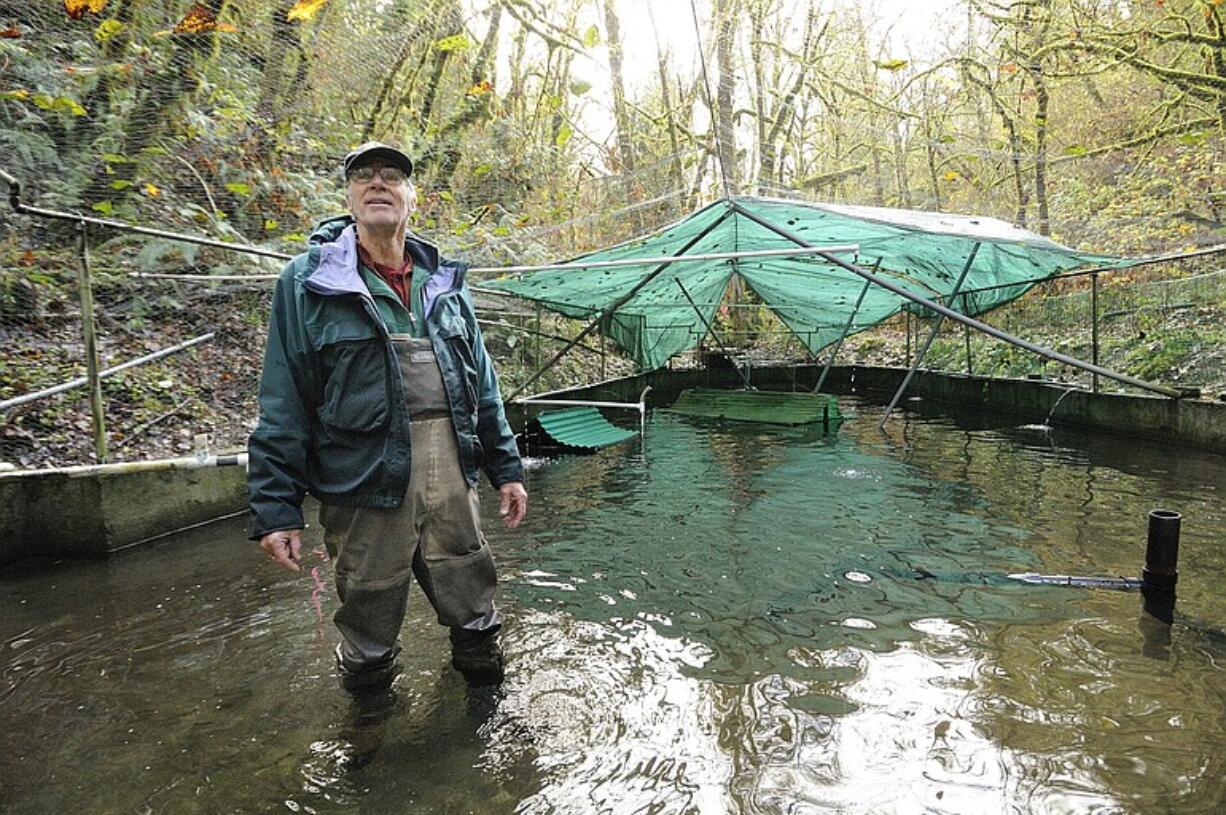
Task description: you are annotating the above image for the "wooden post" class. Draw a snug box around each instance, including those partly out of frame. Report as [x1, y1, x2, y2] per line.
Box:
[77, 221, 108, 463]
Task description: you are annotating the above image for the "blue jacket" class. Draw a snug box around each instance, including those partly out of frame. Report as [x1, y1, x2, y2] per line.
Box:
[247, 216, 523, 540]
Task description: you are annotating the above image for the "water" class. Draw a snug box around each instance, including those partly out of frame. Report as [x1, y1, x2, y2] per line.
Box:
[2, 398, 1224, 813]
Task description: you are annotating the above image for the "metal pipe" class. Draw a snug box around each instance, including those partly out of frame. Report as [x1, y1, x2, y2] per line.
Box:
[728, 201, 1182, 398]
[675, 277, 753, 390]
[0, 452, 248, 480]
[514, 398, 644, 411]
[468, 244, 859, 276]
[962, 293, 973, 375]
[815, 261, 880, 393]
[0, 332, 216, 412]
[77, 221, 108, 463]
[1091, 272, 1100, 393]
[1142, 508, 1181, 624]
[881, 243, 982, 425]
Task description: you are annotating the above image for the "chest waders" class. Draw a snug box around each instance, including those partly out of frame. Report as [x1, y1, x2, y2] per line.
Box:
[320, 334, 502, 691]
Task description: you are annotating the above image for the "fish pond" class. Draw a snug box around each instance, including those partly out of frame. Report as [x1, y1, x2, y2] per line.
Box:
[2, 397, 1224, 814]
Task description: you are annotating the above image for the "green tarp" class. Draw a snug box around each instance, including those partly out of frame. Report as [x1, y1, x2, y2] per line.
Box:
[485, 197, 1136, 370]
[532, 407, 638, 451]
[666, 388, 843, 426]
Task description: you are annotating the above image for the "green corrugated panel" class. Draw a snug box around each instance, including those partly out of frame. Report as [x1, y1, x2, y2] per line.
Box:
[666, 388, 843, 426]
[534, 407, 638, 451]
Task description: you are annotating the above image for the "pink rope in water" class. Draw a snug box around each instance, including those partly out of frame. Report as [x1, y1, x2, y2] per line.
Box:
[310, 546, 330, 641]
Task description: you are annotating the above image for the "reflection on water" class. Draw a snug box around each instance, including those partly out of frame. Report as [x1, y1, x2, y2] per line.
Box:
[1, 399, 1224, 813]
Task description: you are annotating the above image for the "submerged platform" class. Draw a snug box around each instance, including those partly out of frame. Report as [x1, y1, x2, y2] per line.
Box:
[666, 388, 843, 426]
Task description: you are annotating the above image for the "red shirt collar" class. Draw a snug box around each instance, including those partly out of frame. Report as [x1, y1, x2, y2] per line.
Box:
[356, 241, 412, 278]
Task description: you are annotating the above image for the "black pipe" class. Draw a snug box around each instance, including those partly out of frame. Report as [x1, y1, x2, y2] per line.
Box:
[1141, 509, 1181, 624]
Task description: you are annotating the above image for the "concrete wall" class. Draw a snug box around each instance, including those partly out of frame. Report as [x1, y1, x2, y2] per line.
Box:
[510, 364, 1226, 455]
[4, 365, 1221, 567]
[0, 458, 247, 565]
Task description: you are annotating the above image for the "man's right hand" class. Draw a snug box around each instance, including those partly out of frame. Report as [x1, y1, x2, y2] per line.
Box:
[260, 529, 303, 572]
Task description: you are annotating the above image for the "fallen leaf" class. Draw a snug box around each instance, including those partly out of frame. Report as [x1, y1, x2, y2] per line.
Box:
[20, 249, 35, 266]
[160, 4, 238, 35]
[287, 0, 329, 22]
[0, 27, 21, 38]
[64, 0, 107, 20]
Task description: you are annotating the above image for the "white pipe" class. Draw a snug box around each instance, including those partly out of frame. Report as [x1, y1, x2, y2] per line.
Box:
[0, 452, 247, 480]
[129, 245, 861, 283]
[515, 398, 643, 411]
[469, 245, 859, 275]
[0, 332, 215, 411]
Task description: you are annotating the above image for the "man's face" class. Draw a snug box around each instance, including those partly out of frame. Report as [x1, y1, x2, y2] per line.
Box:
[346, 160, 415, 233]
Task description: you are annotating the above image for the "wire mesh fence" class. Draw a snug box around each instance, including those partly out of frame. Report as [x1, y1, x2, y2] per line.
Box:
[899, 265, 1226, 394]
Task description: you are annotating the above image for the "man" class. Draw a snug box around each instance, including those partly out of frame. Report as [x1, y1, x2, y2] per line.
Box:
[248, 141, 527, 692]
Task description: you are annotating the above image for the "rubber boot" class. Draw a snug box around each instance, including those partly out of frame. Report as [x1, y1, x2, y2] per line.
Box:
[450, 626, 505, 685]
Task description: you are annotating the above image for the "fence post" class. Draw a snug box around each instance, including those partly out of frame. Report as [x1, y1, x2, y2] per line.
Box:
[76, 220, 108, 463]
[1091, 271, 1100, 393]
[962, 292, 973, 375]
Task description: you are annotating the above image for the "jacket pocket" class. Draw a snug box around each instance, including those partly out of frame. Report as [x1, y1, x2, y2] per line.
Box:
[436, 314, 479, 409]
[318, 337, 389, 432]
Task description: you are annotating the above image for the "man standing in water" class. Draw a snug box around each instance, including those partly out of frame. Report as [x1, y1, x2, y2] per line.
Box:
[248, 142, 527, 692]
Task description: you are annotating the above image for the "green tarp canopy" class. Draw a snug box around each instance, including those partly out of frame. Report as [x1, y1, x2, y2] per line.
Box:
[484, 196, 1135, 371]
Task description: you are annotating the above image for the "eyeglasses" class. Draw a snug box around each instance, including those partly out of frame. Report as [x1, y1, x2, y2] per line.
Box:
[348, 165, 408, 185]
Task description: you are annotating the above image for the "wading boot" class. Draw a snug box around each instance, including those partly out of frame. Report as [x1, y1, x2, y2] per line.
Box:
[450, 626, 505, 685]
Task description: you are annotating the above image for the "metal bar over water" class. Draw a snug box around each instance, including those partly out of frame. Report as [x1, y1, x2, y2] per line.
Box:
[814, 262, 879, 394]
[675, 277, 753, 390]
[728, 201, 1182, 399]
[881, 243, 982, 425]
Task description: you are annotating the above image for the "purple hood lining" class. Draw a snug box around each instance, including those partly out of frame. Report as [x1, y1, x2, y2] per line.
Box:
[304, 224, 459, 320]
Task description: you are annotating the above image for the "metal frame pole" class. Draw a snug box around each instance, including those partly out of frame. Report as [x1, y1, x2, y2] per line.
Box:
[727, 200, 1181, 398]
[905, 309, 912, 367]
[814, 260, 880, 393]
[962, 292, 974, 375]
[507, 207, 734, 400]
[76, 221, 108, 463]
[675, 277, 753, 390]
[881, 243, 982, 425]
[1091, 271, 1100, 393]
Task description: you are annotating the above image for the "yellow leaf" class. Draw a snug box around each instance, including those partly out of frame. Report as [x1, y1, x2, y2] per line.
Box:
[64, 0, 107, 20]
[287, 0, 329, 22]
[161, 4, 237, 35]
[144, 183, 160, 197]
[942, 171, 960, 182]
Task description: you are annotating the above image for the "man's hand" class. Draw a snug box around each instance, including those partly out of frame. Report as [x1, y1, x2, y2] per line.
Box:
[498, 481, 528, 529]
[260, 529, 303, 571]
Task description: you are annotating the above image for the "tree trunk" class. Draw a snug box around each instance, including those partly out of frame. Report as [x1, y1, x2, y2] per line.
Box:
[647, 5, 686, 204]
[713, 0, 740, 195]
[602, 0, 635, 176]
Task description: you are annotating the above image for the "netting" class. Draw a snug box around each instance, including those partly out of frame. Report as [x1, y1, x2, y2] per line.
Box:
[485, 196, 1135, 369]
[0, 0, 1223, 467]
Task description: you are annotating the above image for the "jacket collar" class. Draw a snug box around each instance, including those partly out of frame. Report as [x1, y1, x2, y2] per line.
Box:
[302, 218, 466, 311]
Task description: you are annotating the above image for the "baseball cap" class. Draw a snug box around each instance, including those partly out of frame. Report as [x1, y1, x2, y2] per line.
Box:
[342, 141, 414, 179]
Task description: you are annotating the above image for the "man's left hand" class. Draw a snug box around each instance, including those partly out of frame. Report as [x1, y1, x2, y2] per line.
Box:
[498, 481, 528, 529]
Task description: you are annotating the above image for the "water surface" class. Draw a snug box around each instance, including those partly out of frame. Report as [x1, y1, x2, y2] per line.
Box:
[2, 397, 1224, 813]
